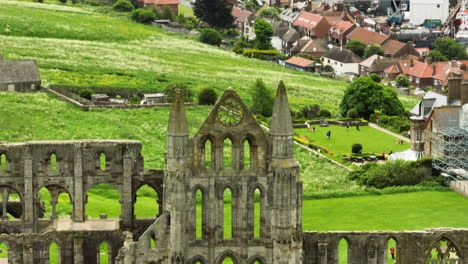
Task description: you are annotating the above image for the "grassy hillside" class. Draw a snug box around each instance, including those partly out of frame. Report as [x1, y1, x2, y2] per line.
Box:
[0, 0, 419, 112]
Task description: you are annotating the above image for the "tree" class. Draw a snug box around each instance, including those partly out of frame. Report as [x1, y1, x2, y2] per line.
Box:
[364, 44, 384, 58]
[198, 87, 218, 105]
[258, 7, 280, 20]
[369, 73, 382, 83]
[193, 0, 234, 29]
[164, 83, 194, 102]
[161, 5, 176, 21]
[199, 28, 222, 46]
[319, 109, 331, 117]
[339, 77, 405, 119]
[395, 74, 410, 88]
[254, 18, 273, 50]
[79, 88, 94, 100]
[112, 0, 134, 12]
[428, 50, 448, 62]
[433, 37, 468, 60]
[131, 9, 156, 23]
[347, 108, 358, 119]
[351, 143, 363, 154]
[345, 40, 366, 57]
[250, 79, 274, 117]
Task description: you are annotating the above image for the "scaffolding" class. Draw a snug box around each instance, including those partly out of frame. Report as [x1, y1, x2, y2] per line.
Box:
[431, 126, 468, 179]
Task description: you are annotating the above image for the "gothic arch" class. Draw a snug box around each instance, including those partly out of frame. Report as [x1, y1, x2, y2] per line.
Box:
[215, 250, 241, 264]
[189, 255, 207, 264]
[424, 233, 464, 262]
[248, 255, 267, 264]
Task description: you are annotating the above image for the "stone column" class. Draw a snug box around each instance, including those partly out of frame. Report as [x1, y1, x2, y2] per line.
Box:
[73, 238, 84, 264]
[1, 188, 9, 219]
[317, 242, 327, 264]
[22, 240, 34, 264]
[23, 147, 35, 232]
[121, 147, 134, 230]
[73, 148, 85, 222]
[50, 189, 60, 220]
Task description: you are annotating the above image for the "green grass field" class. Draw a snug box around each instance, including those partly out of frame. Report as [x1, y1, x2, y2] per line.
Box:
[0, 0, 419, 112]
[296, 125, 410, 157]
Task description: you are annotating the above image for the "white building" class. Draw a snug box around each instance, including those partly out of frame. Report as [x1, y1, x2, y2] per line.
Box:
[409, 0, 449, 25]
[320, 47, 361, 75]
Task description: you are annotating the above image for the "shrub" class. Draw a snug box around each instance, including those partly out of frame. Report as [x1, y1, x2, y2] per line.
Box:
[79, 88, 94, 100]
[131, 9, 156, 23]
[395, 74, 410, 88]
[225, 29, 239, 38]
[198, 87, 218, 105]
[347, 108, 358, 119]
[113, 0, 134, 12]
[242, 49, 280, 60]
[351, 143, 363, 154]
[233, 46, 244, 54]
[300, 104, 321, 119]
[199, 28, 222, 46]
[164, 83, 194, 102]
[388, 116, 401, 128]
[319, 109, 331, 118]
[369, 73, 382, 83]
[130, 96, 141, 104]
[58, 0, 67, 3]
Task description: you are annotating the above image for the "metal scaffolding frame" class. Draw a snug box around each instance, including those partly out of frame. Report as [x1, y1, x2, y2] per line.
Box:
[431, 126, 468, 179]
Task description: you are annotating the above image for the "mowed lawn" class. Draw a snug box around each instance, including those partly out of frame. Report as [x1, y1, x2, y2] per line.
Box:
[296, 125, 410, 156]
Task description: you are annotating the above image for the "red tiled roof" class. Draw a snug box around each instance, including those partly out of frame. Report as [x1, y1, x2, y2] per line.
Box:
[232, 7, 253, 23]
[293, 11, 324, 30]
[332, 20, 354, 34]
[285, 56, 315, 67]
[382, 39, 406, 56]
[396, 60, 464, 84]
[347, 27, 390, 45]
[384, 64, 400, 73]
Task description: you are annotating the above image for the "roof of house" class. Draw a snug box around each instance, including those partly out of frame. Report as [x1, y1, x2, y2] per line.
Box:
[382, 39, 407, 57]
[346, 27, 390, 45]
[359, 54, 384, 68]
[293, 11, 325, 30]
[285, 56, 315, 67]
[409, 91, 448, 117]
[282, 28, 300, 43]
[291, 37, 327, 53]
[384, 64, 400, 73]
[0, 60, 41, 84]
[332, 20, 354, 34]
[232, 7, 253, 23]
[321, 47, 361, 63]
[280, 8, 300, 23]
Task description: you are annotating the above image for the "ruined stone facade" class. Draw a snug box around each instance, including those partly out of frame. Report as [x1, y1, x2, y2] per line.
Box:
[0, 84, 467, 263]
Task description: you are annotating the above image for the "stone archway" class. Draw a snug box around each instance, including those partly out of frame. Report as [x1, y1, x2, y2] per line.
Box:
[426, 236, 463, 264]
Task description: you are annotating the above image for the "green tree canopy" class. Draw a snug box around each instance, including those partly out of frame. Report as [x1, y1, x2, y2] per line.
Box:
[250, 79, 274, 117]
[345, 40, 366, 57]
[364, 44, 384, 58]
[258, 7, 280, 20]
[433, 38, 468, 60]
[193, 0, 234, 29]
[339, 77, 405, 119]
[199, 28, 222, 46]
[395, 74, 410, 88]
[254, 18, 273, 50]
[428, 50, 448, 62]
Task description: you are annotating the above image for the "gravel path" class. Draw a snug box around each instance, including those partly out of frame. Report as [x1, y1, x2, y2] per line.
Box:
[368, 123, 410, 143]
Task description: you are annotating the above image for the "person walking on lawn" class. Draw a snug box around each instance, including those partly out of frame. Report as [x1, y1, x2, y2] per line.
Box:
[326, 130, 331, 139]
[390, 247, 395, 259]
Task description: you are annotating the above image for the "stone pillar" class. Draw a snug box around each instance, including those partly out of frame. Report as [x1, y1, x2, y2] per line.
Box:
[61, 240, 74, 264]
[22, 240, 34, 264]
[73, 238, 84, 264]
[121, 147, 134, 231]
[1, 188, 9, 219]
[317, 242, 327, 264]
[23, 147, 35, 232]
[73, 147, 85, 222]
[50, 189, 60, 220]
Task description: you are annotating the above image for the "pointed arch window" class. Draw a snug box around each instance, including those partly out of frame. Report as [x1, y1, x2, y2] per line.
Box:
[204, 139, 212, 168]
[223, 188, 233, 239]
[223, 138, 233, 169]
[0, 154, 7, 172]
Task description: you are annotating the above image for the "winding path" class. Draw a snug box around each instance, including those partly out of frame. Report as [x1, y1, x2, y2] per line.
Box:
[368, 123, 410, 143]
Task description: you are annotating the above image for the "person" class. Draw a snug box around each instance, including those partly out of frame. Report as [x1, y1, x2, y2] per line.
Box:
[390, 247, 395, 259]
[326, 130, 331, 139]
[389, 150, 393, 155]
[312, 127, 316, 132]
[407, 130, 411, 139]
[356, 124, 360, 131]
[381, 152, 386, 159]
[346, 122, 350, 131]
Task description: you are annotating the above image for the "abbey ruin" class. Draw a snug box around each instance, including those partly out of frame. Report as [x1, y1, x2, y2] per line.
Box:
[0, 83, 467, 263]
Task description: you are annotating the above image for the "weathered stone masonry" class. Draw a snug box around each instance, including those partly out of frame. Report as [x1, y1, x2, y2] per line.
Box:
[0, 84, 467, 263]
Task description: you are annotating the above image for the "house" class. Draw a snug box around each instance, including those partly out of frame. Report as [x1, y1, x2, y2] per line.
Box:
[381, 39, 411, 58]
[138, 0, 179, 15]
[293, 11, 331, 39]
[280, 8, 300, 26]
[321, 47, 362, 75]
[329, 20, 356, 45]
[281, 27, 300, 53]
[289, 36, 327, 58]
[409, 0, 449, 25]
[359, 54, 398, 76]
[0, 60, 41, 92]
[413, 47, 430, 58]
[346, 27, 390, 45]
[232, 7, 255, 39]
[285, 56, 317, 72]
[142, 93, 166, 104]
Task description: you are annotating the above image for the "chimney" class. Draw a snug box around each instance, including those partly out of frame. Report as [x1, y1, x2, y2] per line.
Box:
[433, 64, 436, 75]
[410, 58, 414, 68]
[447, 72, 463, 104]
[426, 56, 432, 65]
[450, 60, 458, 68]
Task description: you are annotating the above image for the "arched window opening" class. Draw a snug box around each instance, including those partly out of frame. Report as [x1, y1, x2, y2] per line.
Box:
[223, 188, 233, 239]
[253, 188, 261, 238]
[0, 154, 7, 171]
[204, 140, 212, 168]
[38, 187, 72, 219]
[135, 185, 159, 218]
[243, 140, 251, 169]
[221, 256, 234, 264]
[252, 261, 262, 264]
[86, 185, 120, 219]
[0, 242, 8, 262]
[99, 242, 109, 264]
[338, 238, 348, 264]
[50, 153, 57, 171]
[49, 242, 59, 264]
[223, 138, 233, 169]
[99, 153, 106, 171]
[150, 233, 156, 249]
[427, 237, 461, 263]
[0, 189, 22, 219]
[195, 188, 203, 238]
[387, 238, 397, 263]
